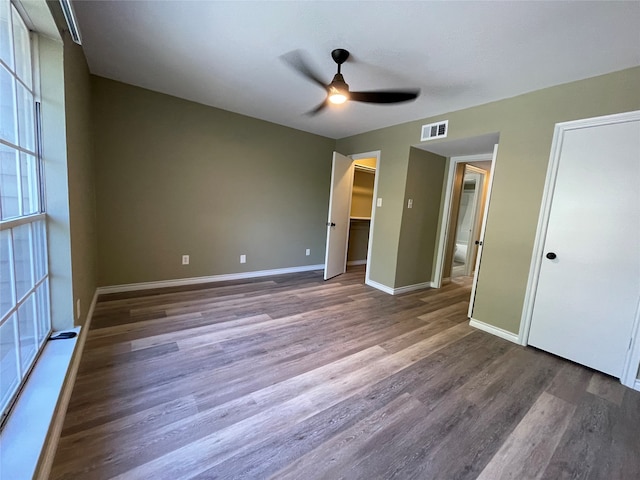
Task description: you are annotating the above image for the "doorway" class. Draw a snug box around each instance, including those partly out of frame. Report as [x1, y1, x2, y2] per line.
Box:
[324, 151, 380, 282]
[431, 145, 498, 320]
[449, 165, 487, 279]
[434, 152, 494, 286]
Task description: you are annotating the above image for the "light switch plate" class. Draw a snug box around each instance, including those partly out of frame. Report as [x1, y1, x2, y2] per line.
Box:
[376, 198, 382, 207]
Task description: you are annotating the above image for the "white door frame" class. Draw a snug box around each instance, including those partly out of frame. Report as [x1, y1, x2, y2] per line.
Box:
[519, 110, 640, 390]
[433, 150, 495, 288]
[350, 151, 381, 286]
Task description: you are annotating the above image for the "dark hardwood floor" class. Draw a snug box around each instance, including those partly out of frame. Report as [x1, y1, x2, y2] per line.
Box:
[50, 267, 640, 479]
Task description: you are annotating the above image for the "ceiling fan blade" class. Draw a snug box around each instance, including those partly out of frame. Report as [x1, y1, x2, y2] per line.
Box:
[306, 100, 328, 116]
[281, 50, 328, 90]
[350, 89, 420, 104]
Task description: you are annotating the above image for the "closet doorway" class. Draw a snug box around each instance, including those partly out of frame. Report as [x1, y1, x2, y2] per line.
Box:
[324, 151, 379, 281]
[347, 162, 376, 266]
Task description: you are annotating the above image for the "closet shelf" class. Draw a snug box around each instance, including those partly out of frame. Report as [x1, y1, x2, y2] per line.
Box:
[350, 216, 371, 221]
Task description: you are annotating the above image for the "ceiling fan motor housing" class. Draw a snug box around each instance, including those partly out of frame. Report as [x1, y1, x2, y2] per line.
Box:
[331, 48, 350, 65]
[330, 73, 349, 92]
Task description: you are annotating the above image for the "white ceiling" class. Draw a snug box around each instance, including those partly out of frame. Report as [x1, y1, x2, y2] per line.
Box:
[71, 1, 640, 140]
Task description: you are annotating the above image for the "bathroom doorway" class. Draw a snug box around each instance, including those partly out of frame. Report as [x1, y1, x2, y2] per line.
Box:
[450, 166, 486, 279]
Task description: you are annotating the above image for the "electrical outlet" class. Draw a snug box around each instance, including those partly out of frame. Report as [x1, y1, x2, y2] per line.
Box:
[240, 254, 246, 264]
[376, 198, 383, 207]
[305, 248, 310, 256]
[76, 298, 81, 320]
[182, 255, 189, 265]
[408, 199, 413, 209]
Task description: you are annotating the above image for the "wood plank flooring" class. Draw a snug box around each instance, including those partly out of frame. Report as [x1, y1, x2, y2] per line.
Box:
[50, 267, 640, 479]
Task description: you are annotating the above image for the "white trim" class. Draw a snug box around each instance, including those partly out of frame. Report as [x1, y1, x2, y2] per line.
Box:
[433, 152, 494, 289]
[520, 110, 640, 351]
[34, 289, 97, 479]
[96, 264, 325, 295]
[469, 318, 519, 344]
[349, 150, 381, 287]
[347, 259, 367, 266]
[365, 278, 395, 295]
[634, 379, 640, 392]
[364, 278, 433, 295]
[0, 212, 46, 231]
[392, 282, 433, 295]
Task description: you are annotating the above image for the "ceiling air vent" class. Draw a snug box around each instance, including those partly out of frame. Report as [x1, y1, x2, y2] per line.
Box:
[59, 0, 82, 45]
[420, 120, 448, 142]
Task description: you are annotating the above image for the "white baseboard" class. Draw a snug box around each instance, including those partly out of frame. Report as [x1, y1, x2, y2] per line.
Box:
[392, 281, 433, 295]
[635, 379, 640, 392]
[347, 260, 367, 266]
[35, 290, 98, 479]
[365, 278, 395, 295]
[365, 279, 434, 295]
[469, 318, 520, 344]
[97, 264, 325, 295]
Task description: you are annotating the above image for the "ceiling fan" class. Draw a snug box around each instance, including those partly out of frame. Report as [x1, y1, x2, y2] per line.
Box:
[284, 48, 420, 115]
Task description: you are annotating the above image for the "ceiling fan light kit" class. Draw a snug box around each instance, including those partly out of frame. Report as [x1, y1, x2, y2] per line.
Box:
[328, 74, 349, 104]
[286, 48, 420, 115]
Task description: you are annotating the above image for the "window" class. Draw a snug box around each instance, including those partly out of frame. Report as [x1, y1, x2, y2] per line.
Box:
[0, 0, 50, 427]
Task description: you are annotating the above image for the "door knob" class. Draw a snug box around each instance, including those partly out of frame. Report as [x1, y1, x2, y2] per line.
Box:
[326, 222, 336, 227]
[546, 252, 557, 260]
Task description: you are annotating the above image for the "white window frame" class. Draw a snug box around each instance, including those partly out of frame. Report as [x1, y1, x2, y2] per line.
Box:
[0, 0, 51, 429]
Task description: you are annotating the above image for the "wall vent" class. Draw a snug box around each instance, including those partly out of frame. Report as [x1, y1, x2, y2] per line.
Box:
[420, 120, 448, 142]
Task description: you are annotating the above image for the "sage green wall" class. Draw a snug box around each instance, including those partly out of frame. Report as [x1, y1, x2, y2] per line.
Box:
[337, 67, 640, 334]
[63, 33, 97, 326]
[91, 77, 335, 286]
[336, 126, 415, 287]
[395, 148, 446, 287]
[347, 220, 370, 263]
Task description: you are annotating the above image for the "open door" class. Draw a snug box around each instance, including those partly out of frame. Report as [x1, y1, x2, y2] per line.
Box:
[468, 144, 498, 318]
[324, 152, 353, 280]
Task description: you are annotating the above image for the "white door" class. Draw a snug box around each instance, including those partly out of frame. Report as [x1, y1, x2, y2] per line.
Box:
[324, 152, 353, 280]
[468, 144, 498, 318]
[528, 118, 640, 377]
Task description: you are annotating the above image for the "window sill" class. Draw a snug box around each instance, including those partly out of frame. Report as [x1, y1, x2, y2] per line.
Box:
[0, 327, 80, 480]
